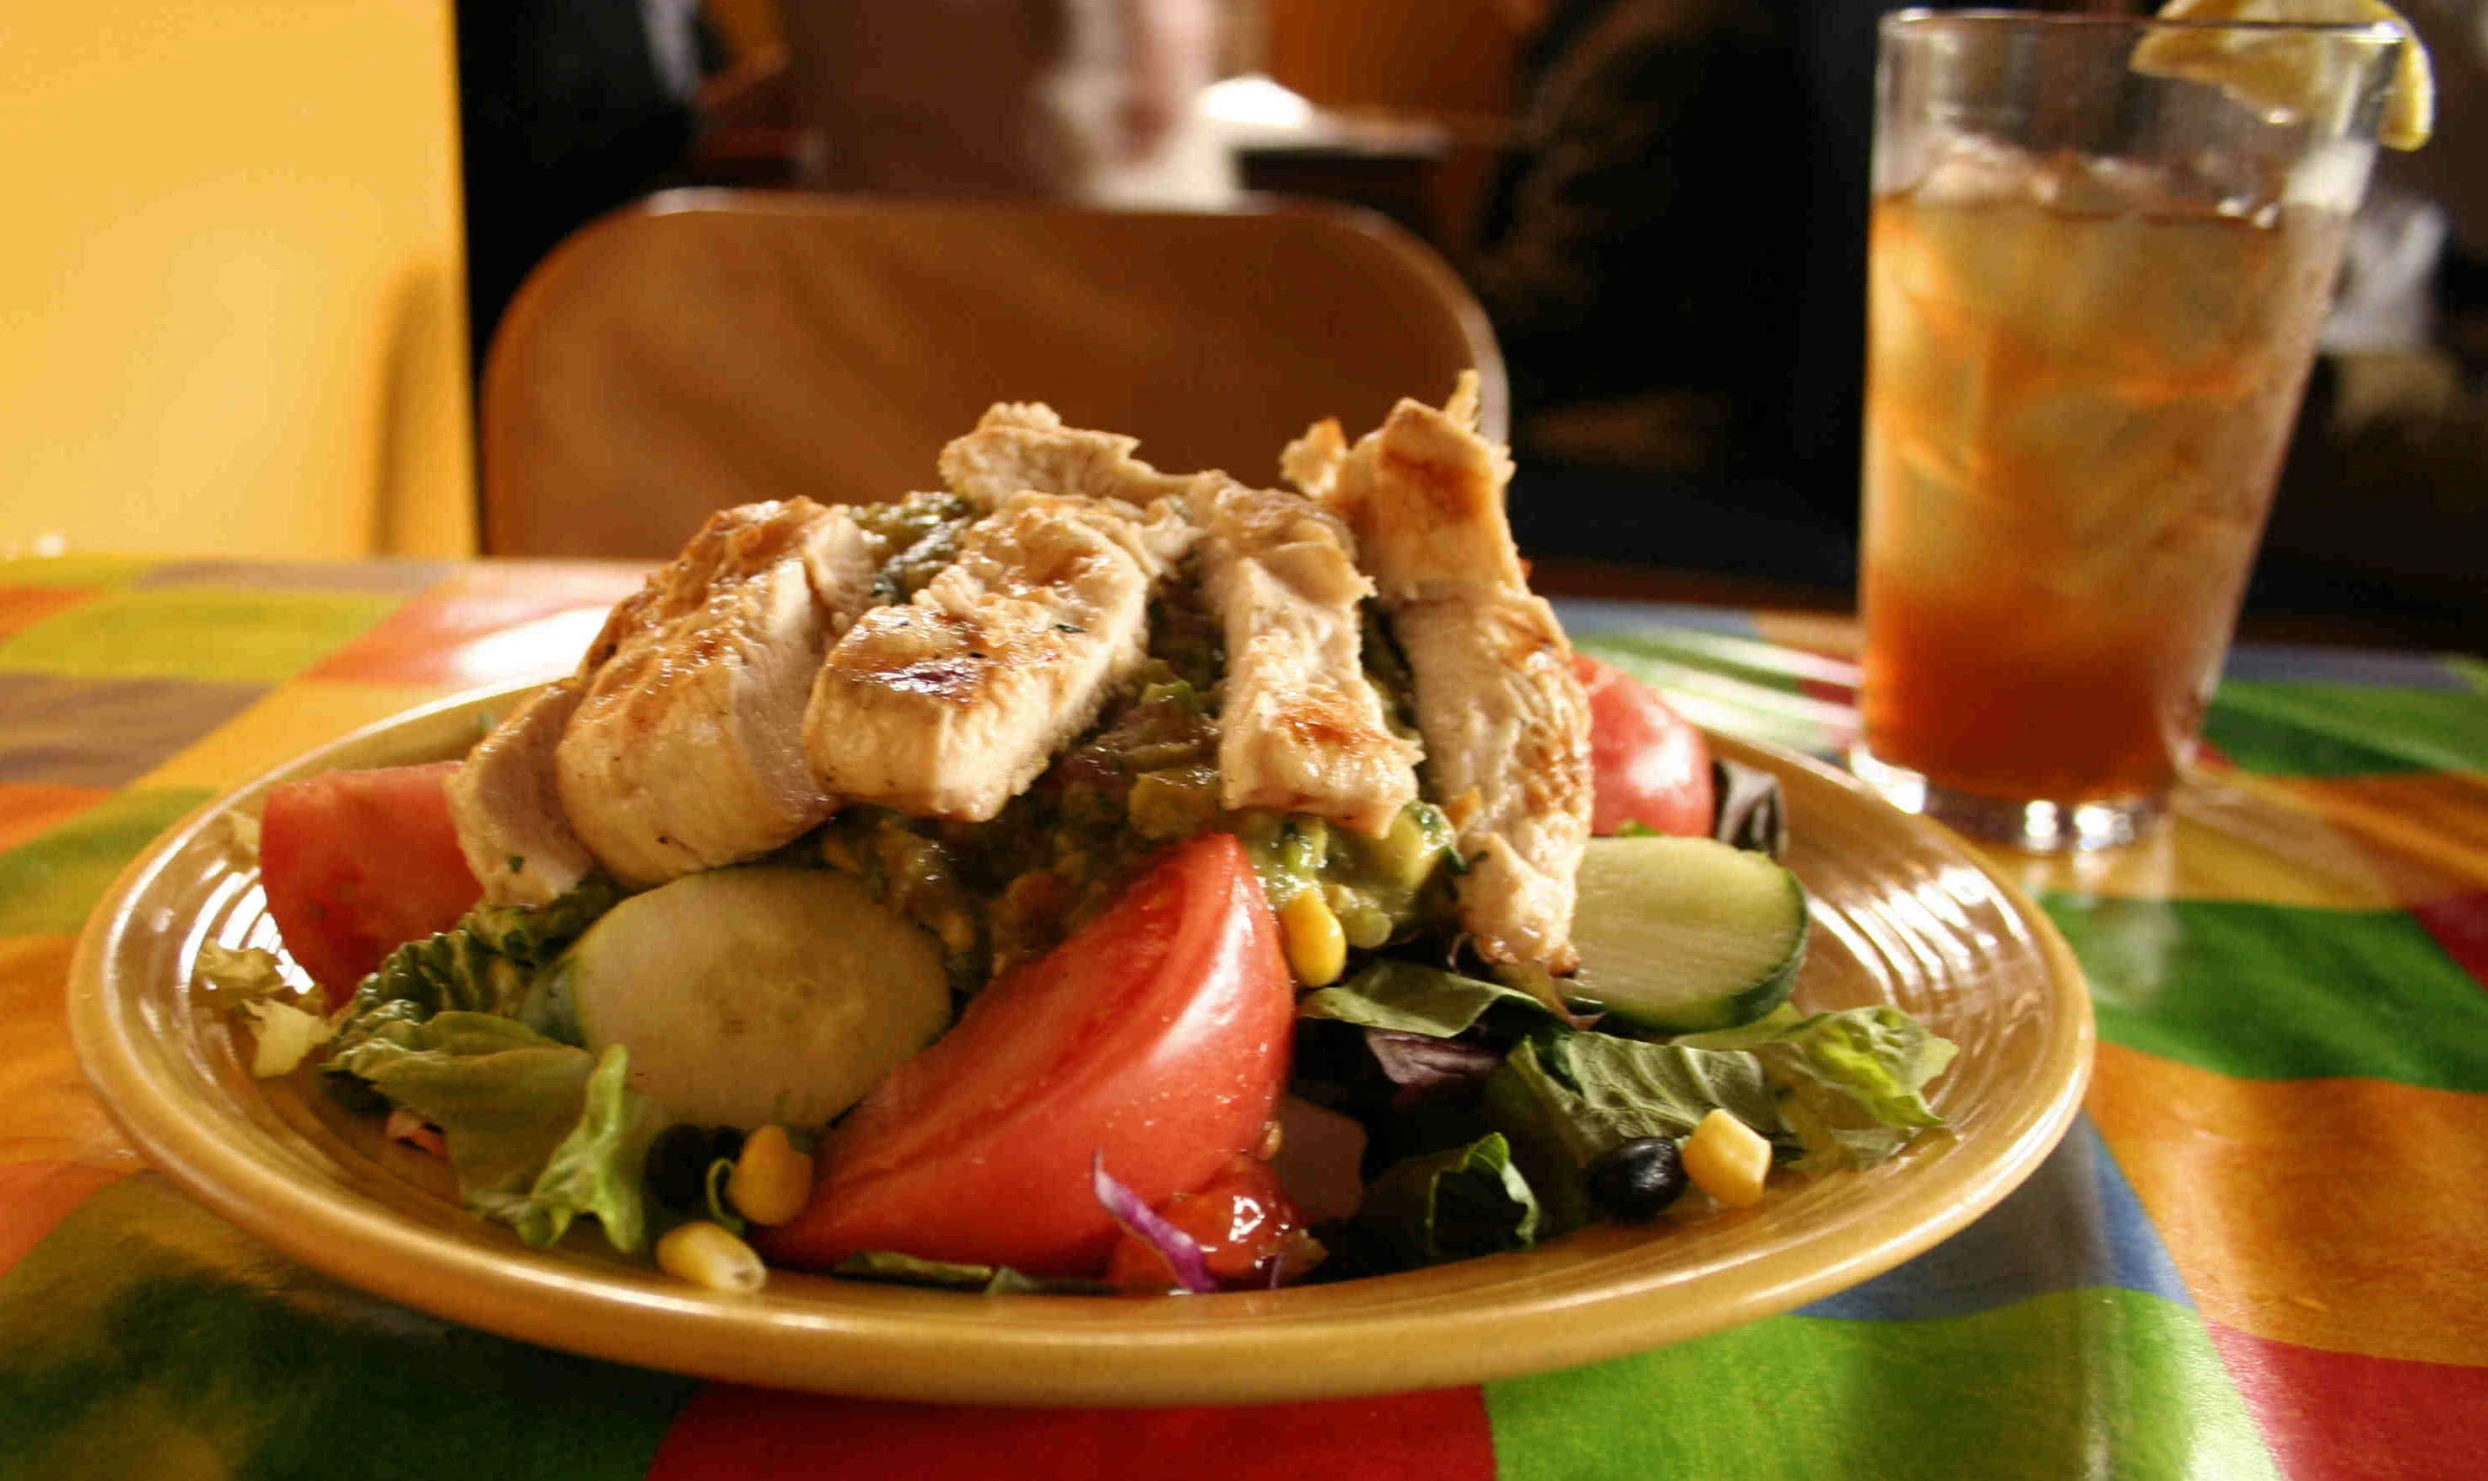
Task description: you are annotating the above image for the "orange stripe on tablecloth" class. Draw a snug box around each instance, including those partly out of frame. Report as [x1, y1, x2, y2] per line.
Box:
[644, 1383, 1498, 1481]
[2237, 770, 2488, 904]
[0, 1160, 129, 1280]
[0, 935, 139, 1166]
[0, 586, 103, 643]
[0, 783, 112, 853]
[2087, 1042, 2488, 1366]
[304, 564, 643, 687]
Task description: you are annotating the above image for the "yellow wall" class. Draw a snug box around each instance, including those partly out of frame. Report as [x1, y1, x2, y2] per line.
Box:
[0, 2, 476, 560]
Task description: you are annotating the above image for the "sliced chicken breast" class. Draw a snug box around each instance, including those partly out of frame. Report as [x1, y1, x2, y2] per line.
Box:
[1391, 589, 1591, 969]
[1188, 478, 1419, 835]
[556, 499, 883, 889]
[1310, 375, 1593, 970]
[444, 677, 598, 908]
[938, 402, 1218, 512]
[805, 491, 1196, 820]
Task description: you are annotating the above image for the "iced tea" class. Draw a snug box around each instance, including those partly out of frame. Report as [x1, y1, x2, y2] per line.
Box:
[1858, 163, 2348, 808]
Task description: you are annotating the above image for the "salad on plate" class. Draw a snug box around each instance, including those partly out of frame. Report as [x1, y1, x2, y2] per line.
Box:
[206, 378, 1955, 1295]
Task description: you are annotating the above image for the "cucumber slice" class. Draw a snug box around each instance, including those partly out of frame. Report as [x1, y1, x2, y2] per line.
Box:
[555, 866, 951, 1129]
[1567, 835, 1809, 1035]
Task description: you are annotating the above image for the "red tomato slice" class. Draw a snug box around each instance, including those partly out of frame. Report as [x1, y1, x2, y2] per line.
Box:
[1105, 1154, 1313, 1292]
[1575, 653, 1715, 838]
[260, 762, 483, 1008]
[759, 832, 1295, 1278]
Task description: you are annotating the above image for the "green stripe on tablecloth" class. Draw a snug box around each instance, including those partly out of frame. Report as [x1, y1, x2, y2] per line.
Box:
[2041, 896, 2488, 1090]
[2451, 655, 2486, 695]
[0, 787, 216, 937]
[2204, 682, 2488, 778]
[0, 556, 159, 588]
[1483, 1288, 2273, 1481]
[0, 1175, 696, 1481]
[0, 588, 401, 684]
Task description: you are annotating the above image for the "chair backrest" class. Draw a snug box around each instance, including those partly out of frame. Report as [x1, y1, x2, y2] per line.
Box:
[481, 190, 1504, 557]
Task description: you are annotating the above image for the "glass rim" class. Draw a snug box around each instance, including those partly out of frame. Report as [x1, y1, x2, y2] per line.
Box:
[1882, 8, 2404, 42]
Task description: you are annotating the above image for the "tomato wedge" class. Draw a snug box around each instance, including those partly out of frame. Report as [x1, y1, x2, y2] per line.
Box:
[1575, 653, 1715, 838]
[260, 762, 483, 1008]
[760, 832, 1295, 1278]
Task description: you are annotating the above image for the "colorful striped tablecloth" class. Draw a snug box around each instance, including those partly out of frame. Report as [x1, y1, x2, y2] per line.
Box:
[2, 556, 2482, 1479]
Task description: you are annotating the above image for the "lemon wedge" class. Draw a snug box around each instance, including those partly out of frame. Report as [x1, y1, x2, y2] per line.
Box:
[2137, 0, 2434, 150]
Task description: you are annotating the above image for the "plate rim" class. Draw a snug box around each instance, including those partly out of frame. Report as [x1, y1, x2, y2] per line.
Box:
[69, 679, 2094, 1406]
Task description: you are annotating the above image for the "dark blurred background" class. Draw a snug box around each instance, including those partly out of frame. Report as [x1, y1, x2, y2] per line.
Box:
[454, 0, 2488, 647]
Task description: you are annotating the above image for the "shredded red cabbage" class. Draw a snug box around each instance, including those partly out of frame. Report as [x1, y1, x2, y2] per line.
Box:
[1091, 1152, 1217, 1294]
[1366, 1029, 1504, 1104]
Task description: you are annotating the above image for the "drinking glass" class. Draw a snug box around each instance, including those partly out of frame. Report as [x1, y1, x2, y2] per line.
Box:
[1851, 9, 2407, 851]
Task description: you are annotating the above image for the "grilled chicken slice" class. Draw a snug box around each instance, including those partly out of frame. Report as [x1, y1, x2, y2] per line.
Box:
[1391, 590, 1590, 969]
[805, 491, 1196, 820]
[939, 402, 1218, 512]
[1188, 478, 1420, 835]
[1308, 375, 1592, 970]
[556, 499, 884, 889]
[445, 678, 598, 907]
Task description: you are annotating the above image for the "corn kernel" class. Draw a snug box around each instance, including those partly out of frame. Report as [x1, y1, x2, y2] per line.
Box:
[1279, 890, 1347, 986]
[1682, 1109, 1772, 1208]
[657, 1220, 766, 1293]
[728, 1124, 815, 1227]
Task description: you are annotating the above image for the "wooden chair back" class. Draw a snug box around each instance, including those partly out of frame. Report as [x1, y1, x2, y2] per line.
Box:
[481, 190, 1503, 557]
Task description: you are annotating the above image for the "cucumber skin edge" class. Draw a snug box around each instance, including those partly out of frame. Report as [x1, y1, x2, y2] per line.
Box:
[1569, 872, 1811, 1036]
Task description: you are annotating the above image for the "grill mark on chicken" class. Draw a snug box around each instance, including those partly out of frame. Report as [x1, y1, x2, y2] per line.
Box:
[803, 490, 1198, 821]
[552, 498, 883, 889]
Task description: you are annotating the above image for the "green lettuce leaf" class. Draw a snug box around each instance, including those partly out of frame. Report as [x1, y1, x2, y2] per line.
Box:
[1679, 1004, 1955, 1168]
[326, 1011, 668, 1251]
[1752, 1007, 1955, 1169]
[327, 1011, 601, 1196]
[1355, 1132, 1539, 1267]
[475, 1044, 668, 1254]
[1298, 959, 1554, 1038]
[332, 878, 621, 1053]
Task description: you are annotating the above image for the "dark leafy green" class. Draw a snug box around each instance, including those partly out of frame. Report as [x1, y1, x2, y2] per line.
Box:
[1353, 1133, 1539, 1268]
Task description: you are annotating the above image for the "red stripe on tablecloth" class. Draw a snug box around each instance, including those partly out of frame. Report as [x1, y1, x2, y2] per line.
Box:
[0, 1161, 128, 1279]
[644, 1383, 1497, 1481]
[2208, 1322, 2488, 1481]
[2411, 892, 2488, 993]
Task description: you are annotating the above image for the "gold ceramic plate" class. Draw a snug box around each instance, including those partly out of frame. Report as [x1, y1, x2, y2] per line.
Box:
[70, 684, 2091, 1406]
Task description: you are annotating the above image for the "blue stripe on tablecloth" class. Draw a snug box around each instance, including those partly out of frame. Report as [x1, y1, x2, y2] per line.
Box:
[2218, 645, 2475, 691]
[1552, 601, 1765, 640]
[1800, 1118, 2193, 1321]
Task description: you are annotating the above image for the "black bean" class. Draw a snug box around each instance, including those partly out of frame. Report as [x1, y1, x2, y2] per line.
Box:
[708, 1125, 748, 1166]
[1588, 1137, 1689, 1222]
[645, 1124, 714, 1211]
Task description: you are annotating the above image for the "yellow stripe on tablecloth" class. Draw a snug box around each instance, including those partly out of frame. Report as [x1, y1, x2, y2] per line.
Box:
[132, 680, 458, 792]
[1752, 610, 1862, 660]
[2088, 1042, 2488, 1367]
[1978, 772, 2403, 912]
[0, 935, 139, 1169]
